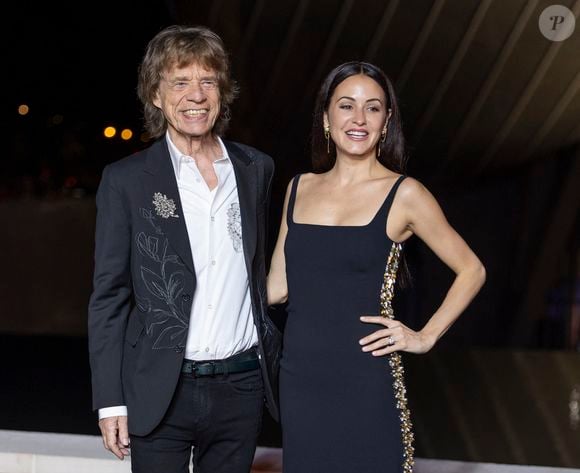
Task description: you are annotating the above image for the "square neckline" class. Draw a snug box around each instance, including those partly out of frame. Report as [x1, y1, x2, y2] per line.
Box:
[288, 174, 406, 229]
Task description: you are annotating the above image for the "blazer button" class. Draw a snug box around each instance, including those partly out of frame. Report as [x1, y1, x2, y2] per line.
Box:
[182, 294, 191, 302]
[174, 346, 183, 353]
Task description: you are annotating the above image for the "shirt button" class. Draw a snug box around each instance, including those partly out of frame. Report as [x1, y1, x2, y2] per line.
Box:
[211, 260, 216, 266]
[210, 216, 215, 222]
[205, 347, 210, 353]
[208, 304, 213, 310]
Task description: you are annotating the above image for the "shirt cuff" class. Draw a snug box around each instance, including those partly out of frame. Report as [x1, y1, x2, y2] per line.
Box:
[98, 406, 128, 420]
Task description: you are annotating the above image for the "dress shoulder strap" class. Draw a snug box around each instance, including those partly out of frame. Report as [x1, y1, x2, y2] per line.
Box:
[286, 174, 302, 226]
[371, 174, 407, 227]
[387, 175, 406, 204]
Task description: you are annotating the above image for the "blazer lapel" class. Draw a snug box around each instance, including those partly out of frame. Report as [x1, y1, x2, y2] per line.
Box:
[226, 141, 258, 274]
[142, 139, 195, 275]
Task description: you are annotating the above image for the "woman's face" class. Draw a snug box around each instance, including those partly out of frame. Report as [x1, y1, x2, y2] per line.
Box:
[324, 74, 389, 160]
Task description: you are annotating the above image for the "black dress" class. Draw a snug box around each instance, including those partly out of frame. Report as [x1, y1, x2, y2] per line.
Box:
[280, 174, 414, 473]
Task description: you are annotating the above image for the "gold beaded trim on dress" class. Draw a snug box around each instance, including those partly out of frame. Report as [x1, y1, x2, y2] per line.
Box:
[379, 242, 415, 473]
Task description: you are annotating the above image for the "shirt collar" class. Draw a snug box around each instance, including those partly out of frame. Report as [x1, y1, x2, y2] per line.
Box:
[165, 132, 231, 179]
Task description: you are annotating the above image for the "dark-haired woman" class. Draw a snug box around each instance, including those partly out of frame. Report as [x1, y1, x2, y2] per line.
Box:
[267, 61, 486, 473]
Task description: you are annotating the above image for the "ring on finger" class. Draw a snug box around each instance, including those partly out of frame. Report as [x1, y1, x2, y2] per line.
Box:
[387, 335, 395, 346]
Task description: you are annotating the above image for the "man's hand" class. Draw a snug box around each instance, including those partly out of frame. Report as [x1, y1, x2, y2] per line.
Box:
[98, 416, 130, 460]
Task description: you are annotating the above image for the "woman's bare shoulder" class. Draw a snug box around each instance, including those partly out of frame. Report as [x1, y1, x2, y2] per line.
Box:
[298, 172, 321, 183]
[399, 175, 428, 196]
[397, 176, 441, 211]
[283, 172, 320, 200]
[294, 172, 324, 191]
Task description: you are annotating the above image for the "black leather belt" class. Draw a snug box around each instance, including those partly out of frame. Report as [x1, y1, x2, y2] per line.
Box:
[181, 347, 260, 377]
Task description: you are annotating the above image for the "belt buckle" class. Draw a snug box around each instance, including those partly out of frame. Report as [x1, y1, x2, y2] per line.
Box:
[207, 361, 216, 377]
[194, 361, 216, 377]
[190, 361, 199, 377]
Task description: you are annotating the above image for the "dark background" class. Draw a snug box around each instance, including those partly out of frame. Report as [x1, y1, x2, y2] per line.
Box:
[1, 0, 579, 468]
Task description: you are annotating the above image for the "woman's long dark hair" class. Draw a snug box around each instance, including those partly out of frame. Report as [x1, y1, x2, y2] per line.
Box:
[311, 61, 407, 174]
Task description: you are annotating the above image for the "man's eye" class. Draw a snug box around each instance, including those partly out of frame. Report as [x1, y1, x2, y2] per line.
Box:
[201, 80, 217, 89]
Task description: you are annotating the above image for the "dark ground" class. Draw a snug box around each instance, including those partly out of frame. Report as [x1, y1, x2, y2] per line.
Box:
[2, 333, 579, 468]
[0, 333, 283, 445]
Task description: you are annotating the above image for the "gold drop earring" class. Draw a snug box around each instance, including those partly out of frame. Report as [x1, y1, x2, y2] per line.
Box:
[378, 126, 387, 157]
[324, 125, 330, 155]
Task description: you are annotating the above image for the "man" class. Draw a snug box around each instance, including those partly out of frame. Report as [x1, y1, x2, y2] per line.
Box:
[88, 25, 280, 473]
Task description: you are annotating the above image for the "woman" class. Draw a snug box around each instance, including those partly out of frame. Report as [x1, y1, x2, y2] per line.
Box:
[267, 61, 486, 473]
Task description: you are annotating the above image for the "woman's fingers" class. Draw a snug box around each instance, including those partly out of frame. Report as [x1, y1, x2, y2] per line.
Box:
[359, 316, 416, 355]
[361, 335, 397, 353]
[359, 327, 391, 347]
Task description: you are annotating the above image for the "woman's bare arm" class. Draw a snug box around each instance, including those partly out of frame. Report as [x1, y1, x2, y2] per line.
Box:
[360, 178, 486, 355]
[267, 180, 293, 306]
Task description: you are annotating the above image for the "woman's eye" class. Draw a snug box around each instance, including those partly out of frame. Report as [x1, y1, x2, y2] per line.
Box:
[339, 104, 352, 110]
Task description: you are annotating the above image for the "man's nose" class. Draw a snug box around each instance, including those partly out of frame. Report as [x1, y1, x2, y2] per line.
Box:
[186, 82, 206, 102]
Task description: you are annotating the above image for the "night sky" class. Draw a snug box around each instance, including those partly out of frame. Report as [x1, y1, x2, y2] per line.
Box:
[5, 3, 175, 169]
[1, 2, 182, 196]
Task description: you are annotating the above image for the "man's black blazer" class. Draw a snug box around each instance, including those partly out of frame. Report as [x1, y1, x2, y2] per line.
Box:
[88, 137, 281, 436]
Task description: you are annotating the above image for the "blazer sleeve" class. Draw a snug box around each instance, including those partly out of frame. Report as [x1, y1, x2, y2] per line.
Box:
[88, 164, 133, 411]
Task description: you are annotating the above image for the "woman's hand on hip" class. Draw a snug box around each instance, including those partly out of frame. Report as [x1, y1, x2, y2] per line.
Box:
[358, 316, 436, 356]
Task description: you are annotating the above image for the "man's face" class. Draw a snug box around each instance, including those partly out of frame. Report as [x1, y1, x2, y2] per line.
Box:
[154, 62, 221, 142]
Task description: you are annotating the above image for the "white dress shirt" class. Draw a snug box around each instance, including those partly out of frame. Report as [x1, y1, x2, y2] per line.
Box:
[98, 134, 258, 420]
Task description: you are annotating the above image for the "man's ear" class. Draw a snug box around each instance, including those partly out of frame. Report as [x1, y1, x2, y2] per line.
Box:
[153, 89, 161, 109]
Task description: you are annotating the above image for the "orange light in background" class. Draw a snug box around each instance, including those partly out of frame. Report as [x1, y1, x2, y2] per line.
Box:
[104, 126, 117, 138]
[120, 129, 133, 140]
[18, 104, 29, 116]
